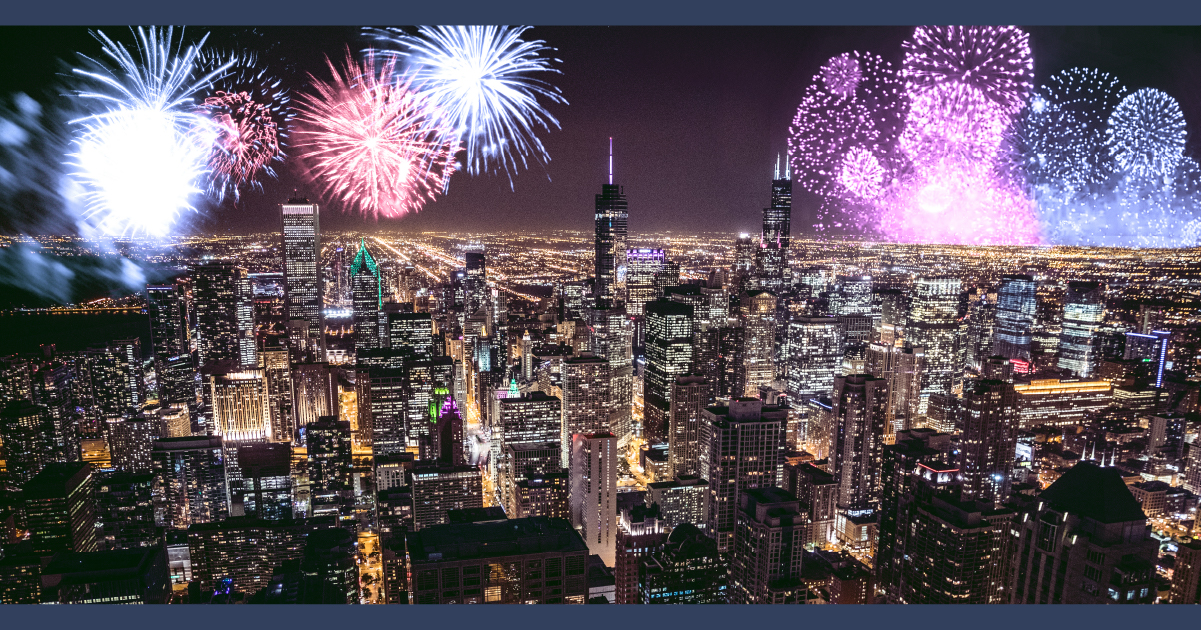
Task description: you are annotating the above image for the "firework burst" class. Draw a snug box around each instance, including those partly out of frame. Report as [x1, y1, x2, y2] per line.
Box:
[196, 50, 292, 201]
[1107, 88, 1187, 181]
[294, 50, 459, 219]
[68, 27, 230, 236]
[369, 25, 566, 186]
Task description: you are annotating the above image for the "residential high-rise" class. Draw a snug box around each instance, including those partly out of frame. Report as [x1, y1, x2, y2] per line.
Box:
[511, 471, 570, 520]
[95, 471, 158, 551]
[1009, 462, 1157, 604]
[411, 462, 483, 530]
[667, 375, 711, 478]
[614, 502, 669, 604]
[729, 487, 805, 604]
[151, 436, 228, 529]
[626, 248, 666, 316]
[906, 277, 962, 411]
[785, 317, 844, 402]
[645, 475, 709, 531]
[875, 429, 952, 601]
[306, 417, 353, 517]
[106, 415, 160, 473]
[260, 348, 294, 443]
[464, 250, 487, 315]
[146, 281, 194, 405]
[595, 139, 628, 304]
[639, 522, 728, 604]
[293, 363, 340, 433]
[700, 399, 787, 552]
[23, 461, 99, 554]
[960, 379, 1020, 504]
[1169, 540, 1201, 604]
[232, 442, 293, 521]
[893, 462, 1015, 604]
[560, 356, 610, 467]
[0, 399, 53, 488]
[828, 374, 889, 513]
[186, 518, 306, 595]
[496, 391, 561, 508]
[783, 462, 838, 547]
[351, 238, 384, 353]
[193, 262, 256, 369]
[737, 290, 777, 397]
[386, 312, 435, 359]
[570, 432, 618, 566]
[756, 157, 792, 292]
[643, 299, 694, 443]
[1057, 281, 1105, 378]
[280, 197, 326, 357]
[994, 275, 1036, 362]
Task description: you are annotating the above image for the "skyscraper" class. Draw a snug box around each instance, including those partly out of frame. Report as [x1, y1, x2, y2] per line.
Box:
[151, 436, 228, 529]
[626, 248, 666, 316]
[785, 317, 844, 402]
[667, 375, 711, 478]
[206, 364, 272, 444]
[828, 374, 889, 513]
[737, 290, 777, 398]
[906, 277, 962, 412]
[729, 487, 805, 604]
[351, 238, 384, 353]
[1124, 330, 1171, 388]
[1057, 281, 1105, 378]
[614, 502, 668, 604]
[570, 432, 618, 566]
[560, 356, 610, 467]
[639, 523, 728, 604]
[594, 139, 629, 304]
[755, 156, 792, 292]
[700, 399, 787, 552]
[193, 262, 256, 369]
[643, 299, 694, 443]
[993, 275, 1036, 362]
[23, 461, 99, 554]
[280, 197, 326, 357]
[146, 281, 194, 405]
[959, 379, 1020, 504]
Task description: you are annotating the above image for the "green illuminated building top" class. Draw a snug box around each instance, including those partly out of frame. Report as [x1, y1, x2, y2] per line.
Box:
[350, 237, 382, 309]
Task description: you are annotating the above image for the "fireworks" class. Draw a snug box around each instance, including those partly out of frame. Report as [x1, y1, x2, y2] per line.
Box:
[837, 147, 886, 199]
[902, 25, 1034, 118]
[68, 27, 230, 236]
[294, 50, 459, 220]
[369, 25, 566, 185]
[197, 51, 292, 201]
[1106, 88, 1187, 181]
[789, 51, 903, 200]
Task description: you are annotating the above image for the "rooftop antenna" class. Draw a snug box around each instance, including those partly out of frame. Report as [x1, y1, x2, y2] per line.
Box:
[608, 137, 613, 186]
[775, 154, 780, 180]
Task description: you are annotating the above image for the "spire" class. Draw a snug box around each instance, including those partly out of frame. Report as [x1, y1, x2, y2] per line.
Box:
[608, 137, 613, 186]
[775, 154, 780, 180]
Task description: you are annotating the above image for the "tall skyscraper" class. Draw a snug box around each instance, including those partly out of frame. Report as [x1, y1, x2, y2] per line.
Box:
[206, 364, 272, 444]
[993, 275, 1036, 362]
[594, 139, 629, 304]
[700, 399, 787, 552]
[959, 379, 1020, 504]
[785, 317, 844, 402]
[23, 461, 99, 554]
[755, 156, 792, 292]
[193, 262, 256, 369]
[387, 312, 435, 359]
[906, 277, 962, 412]
[729, 487, 805, 604]
[464, 250, 487, 315]
[828, 374, 889, 513]
[737, 290, 777, 398]
[667, 375, 711, 478]
[280, 197, 326, 358]
[560, 356, 611, 467]
[146, 281, 193, 405]
[626, 248, 666, 316]
[570, 432, 618, 566]
[643, 299, 695, 443]
[0, 400, 52, 488]
[1057, 281, 1105, 378]
[151, 436, 228, 529]
[351, 239, 384, 353]
[1124, 330, 1171, 388]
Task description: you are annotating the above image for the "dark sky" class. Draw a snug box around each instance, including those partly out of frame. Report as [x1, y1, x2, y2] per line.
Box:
[3, 26, 1201, 236]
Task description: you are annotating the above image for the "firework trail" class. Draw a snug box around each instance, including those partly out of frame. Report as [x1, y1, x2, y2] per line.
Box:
[68, 27, 231, 236]
[196, 50, 292, 202]
[294, 49, 459, 220]
[369, 25, 567, 186]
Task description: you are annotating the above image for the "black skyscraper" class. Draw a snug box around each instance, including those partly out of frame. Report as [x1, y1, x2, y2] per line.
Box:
[595, 138, 628, 304]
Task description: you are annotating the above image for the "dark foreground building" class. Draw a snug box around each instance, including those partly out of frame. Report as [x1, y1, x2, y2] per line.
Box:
[405, 516, 589, 604]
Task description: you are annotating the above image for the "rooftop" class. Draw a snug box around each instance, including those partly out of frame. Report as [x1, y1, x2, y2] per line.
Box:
[407, 516, 588, 563]
[1040, 461, 1147, 524]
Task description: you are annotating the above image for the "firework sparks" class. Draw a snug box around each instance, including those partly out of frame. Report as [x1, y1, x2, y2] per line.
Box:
[1107, 88, 1187, 181]
[369, 25, 566, 186]
[68, 27, 230, 236]
[294, 50, 459, 220]
[197, 51, 292, 201]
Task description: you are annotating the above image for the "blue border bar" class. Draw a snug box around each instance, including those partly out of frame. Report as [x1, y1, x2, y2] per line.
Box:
[3, 0, 1201, 25]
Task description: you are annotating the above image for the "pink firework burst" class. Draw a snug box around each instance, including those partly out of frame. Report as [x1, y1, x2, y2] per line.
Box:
[204, 91, 280, 196]
[902, 25, 1033, 118]
[822, 55, 862, 99]
[837, 147, 886, 199]
[294, 50, 459, 219]
[899, 81, 1009, 163]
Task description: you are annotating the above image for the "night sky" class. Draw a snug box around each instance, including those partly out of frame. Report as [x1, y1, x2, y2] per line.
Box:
[2, 26, 1201, 236]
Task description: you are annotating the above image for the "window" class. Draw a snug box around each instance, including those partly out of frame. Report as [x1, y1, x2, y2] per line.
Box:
[1086, 550, 1105, 565]
[417, 570, 438, 591]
